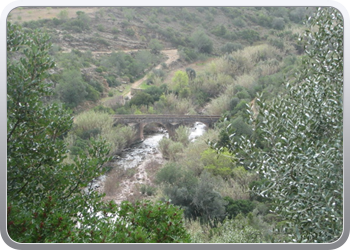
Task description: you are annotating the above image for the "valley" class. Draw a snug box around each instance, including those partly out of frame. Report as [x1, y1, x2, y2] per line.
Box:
[6, 6, 343, 244]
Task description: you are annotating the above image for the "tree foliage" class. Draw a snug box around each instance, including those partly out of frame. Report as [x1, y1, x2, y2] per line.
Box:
[190, 30, 213, 54]
[172, 70, 191, 98]
[109, 200, 191, 243]
[156, 163, 227, 224]
[7, 22, 111, 243]
[215, 7, 343, 243]
[148, 39, 163, 54]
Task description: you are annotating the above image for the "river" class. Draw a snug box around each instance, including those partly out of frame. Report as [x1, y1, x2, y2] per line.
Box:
[86, 122, 207, 203]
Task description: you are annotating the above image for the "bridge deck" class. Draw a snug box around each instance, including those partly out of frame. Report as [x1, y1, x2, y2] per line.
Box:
[113, 115, 221, 119]
[113, 115, 221, 140]
[113, 115, 221, 124]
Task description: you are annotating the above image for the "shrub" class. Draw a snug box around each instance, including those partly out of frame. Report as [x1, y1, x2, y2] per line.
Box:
[174, 126, 190, 147]
[200, 148, 235, 180]
[97, 24, 105, 32]
[271, 17, 285, 30]
[232, 17, 246, 27]
[111, 27, 120, 34]
[125, 28, 135, 36]
[128, 92, 154, 107]
[140, 184, 157, 196]
[239, 29, 260, 44]
[190, 30, 213, 54]
[224, 197, 255, 219]
[211, 25, 227, 37]
[56, 70, 88, 108]
[220, 42, 243, 54]
[115, 200, 191, 243]
[236, 88, 251, 99]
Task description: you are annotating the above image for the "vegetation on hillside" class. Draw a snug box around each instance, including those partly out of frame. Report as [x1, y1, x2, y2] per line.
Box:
[7, 6, 343, 244]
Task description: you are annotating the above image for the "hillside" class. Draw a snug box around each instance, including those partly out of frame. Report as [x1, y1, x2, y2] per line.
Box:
[7, 7, 313, 114]
[8, 7, 310, 52]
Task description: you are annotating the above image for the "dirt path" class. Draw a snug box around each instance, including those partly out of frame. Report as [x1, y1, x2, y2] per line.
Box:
[124, 49, 179, 99]
[163, 57, 217, 84]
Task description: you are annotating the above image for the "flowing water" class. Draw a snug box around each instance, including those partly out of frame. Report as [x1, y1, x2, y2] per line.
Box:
[86, 122, 207, 201]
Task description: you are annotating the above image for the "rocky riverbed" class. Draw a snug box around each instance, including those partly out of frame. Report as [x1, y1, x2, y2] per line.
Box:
[88, 122, 207, 204]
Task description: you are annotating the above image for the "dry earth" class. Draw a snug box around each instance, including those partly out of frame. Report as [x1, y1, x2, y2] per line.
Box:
[124, 49, 179, 99]
[8, 7, 99, 23]
[102, 152, 164, 204]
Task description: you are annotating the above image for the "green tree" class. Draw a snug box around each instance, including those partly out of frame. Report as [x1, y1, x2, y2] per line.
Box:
[192, 171, 227, 225]
[219, 7, 343, 243]
[224, 197, 255, 219]
[7, 22, 191, 243]
[144, 86, 163, 102]
[123, 8, 135, 22]
[172, 70, 190, 98]
[7, 22, 111, 243]
[148, 39, 163, 54]
[186, 67, 196, 81]
[128, 91, 154, 107]
[55, 69, 88, 108]
[201, 148, 235, 179]
[190, 30, 213, 54]
[110, 200, 191, 243]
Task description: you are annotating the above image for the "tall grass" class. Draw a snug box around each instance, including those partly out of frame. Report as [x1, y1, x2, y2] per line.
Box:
[205, 94, 231, 115]
[211, 44, 285, 78]
[69, 110, 136, 155]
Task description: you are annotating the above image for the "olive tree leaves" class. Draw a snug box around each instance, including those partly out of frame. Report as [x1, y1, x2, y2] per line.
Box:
[217, 7, 343, 243]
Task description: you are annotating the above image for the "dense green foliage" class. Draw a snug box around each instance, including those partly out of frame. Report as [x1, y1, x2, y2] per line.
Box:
[7, 22, 110, 242]
[107, 200, 191, 243]
[214, 7, 343, 243]
[156, 164, 227, 225]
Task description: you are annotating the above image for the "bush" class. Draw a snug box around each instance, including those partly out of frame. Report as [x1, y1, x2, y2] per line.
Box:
[115, 200, 191, 243]
[144, 86, 163, 102]
[224, 197, 255, 219]
[192, 171, 227, 224]
[236, 88, 251, 99]
[220, 42, 243, 54]
[211, 25, 227, 37]
[97, 24, 105, 32]
[174, 126, 190, 147]
[140, 184, 157, 196]
[56, 70, 88, 108]
[156, 162, 182, 185]
[125, 28, 135, 36]
[232, 17, 246, 27]
[179, 47, 198, 62]
[200, 148, 235, 180]
[190, 30, 213, 54]
[128, 92, 154, 107]
[239, 29, 260, 44]
[271, 17, 285, 30]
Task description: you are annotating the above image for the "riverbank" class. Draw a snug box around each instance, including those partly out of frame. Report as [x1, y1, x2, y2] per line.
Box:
[92, 122, 207, 205]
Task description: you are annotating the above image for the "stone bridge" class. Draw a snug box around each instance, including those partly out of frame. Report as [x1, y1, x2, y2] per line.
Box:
[113, 114, 221, 141]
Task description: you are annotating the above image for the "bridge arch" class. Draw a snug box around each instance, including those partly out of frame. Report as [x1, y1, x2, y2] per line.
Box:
[113, 115, 220, 142]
